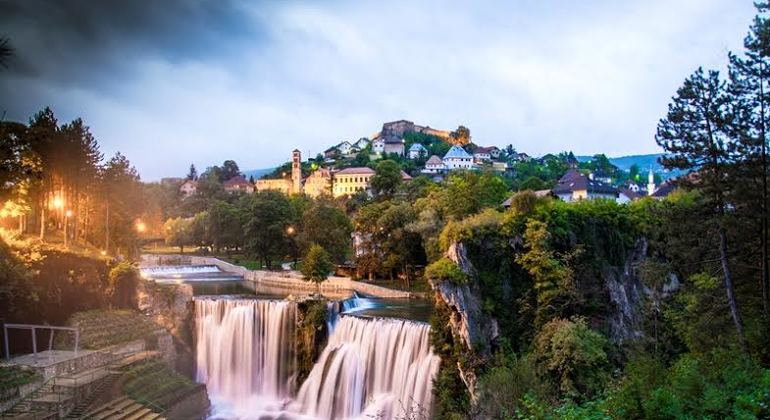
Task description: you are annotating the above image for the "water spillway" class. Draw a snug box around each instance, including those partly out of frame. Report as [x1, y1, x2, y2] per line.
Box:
[194, 298, 297, 405]
[194, 296, 439, 419]
[295, 316, 440, 419]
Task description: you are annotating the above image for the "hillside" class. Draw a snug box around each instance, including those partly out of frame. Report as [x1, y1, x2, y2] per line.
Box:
[243, 167, 274, 180]
[577, 153, 682, 179]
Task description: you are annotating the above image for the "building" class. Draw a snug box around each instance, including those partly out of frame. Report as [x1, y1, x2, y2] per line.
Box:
[255, 149, 303, 194]
[492, 161, 512, 174]
[551, 169, 618, 202]
[383, 138, 405, 156]
[337, 141, 354, 155]
[333, 167, 376, 197]
[291, 149, 302, 194]
[303, 167, 333, 198]
[617, 188, 642, 204]
[324, 146, 340, 160]
[589, 170, 612, 184]
[513, 152, 531, 162]
[372, 138, 385, 154]
[623, 180, 647, 194]
[160, 177, 183, 186]
[443, 145, 475, 170]
[179, 180, 198, 198]
[255, 177, 292, 194]
[647, 167, 656, 196]
[223, 175, 254, 194]
[353, 138, 370, 150]
[651, 181, 677, 200]
[473, 146, 500, 162]
[408, 143, 428, 159]
[422, 155, 446, 174]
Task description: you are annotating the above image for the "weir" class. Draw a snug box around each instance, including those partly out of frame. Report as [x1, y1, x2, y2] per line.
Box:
[194, 298, 296, 404]
[194, 295, 439, 419]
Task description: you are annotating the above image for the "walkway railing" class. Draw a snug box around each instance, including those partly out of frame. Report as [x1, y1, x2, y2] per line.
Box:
[3, 323, 80, 361]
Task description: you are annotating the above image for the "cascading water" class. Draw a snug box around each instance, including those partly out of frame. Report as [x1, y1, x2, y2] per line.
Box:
[326, 292, 378, 331]
[194, 297, 297, 414]
[195, 296, 440, 419]
[294, 315, 440, 420]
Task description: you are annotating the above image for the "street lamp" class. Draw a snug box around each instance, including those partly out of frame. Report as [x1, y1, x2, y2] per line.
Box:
[135, 221, 146, 233]
[286, 225, 295, 235]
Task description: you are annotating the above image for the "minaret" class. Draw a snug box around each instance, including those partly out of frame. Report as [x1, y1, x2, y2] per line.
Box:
[292, 149, 302, 195]
[647, 167, 655, 196]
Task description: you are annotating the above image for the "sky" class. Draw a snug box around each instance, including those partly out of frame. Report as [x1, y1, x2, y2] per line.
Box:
[0, 0, 759, 180]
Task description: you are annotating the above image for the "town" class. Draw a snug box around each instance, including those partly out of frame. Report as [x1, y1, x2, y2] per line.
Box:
[167, 119, 674, 205]
[2, 2, 769, 420]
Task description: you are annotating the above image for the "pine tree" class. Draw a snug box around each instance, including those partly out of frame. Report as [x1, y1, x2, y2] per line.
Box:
[728, 3, 770, 315]
[656, 68, 748, 351]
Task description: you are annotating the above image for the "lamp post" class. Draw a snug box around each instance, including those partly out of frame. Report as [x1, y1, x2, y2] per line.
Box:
[286, 225, 296, 268]
[64, 209, 72, 248]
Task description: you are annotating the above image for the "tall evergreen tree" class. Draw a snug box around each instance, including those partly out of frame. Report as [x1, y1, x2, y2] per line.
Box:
[656, 68, 748, 351]
[729, 3, 770, 315]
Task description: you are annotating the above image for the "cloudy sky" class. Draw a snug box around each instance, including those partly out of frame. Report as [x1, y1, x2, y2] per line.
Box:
[0, 0, 758, 180]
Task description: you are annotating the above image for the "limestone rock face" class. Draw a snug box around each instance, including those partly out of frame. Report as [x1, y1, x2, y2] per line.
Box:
[604, 238, 680, 343]
[431, 242, 499, 351]
[428, 241, 500, 403]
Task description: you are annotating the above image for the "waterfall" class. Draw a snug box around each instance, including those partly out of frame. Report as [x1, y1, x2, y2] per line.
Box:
[326, 292, 378, 331]
[141, 265, 221, 276]
[194, 298, 296, 403]
[294, 315, 440, 420]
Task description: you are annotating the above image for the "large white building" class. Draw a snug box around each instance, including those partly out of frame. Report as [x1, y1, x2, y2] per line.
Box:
[443, 145, 475, 170]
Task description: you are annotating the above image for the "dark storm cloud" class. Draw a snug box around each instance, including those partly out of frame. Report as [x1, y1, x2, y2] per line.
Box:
[0, 0, 266, 93]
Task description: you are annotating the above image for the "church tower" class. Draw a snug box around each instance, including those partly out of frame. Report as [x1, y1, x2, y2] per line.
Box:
[292, 149, 302, 195]
[647, 167, 655, 196]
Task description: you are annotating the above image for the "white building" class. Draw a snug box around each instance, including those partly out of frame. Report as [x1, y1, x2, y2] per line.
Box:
[443, 145, 475, 170]
[408, 143, 428, 159]
[373, 138, 385, 154]
[422, 155, 446, 174]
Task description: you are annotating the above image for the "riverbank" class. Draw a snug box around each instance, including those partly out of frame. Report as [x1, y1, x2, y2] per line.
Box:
[140, 254, 414, 299]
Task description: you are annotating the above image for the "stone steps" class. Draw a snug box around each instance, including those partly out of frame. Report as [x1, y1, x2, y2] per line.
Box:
[84, 396, 165, 420]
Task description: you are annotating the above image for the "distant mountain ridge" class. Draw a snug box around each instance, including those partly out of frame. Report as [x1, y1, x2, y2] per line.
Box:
[576, 153, 660, 170]
[242, 167, 274, 180]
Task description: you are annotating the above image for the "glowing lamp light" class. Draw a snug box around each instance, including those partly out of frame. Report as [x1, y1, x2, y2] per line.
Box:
[52, 197, 63, 209]
[65, 209, 73, 217]
[135, 221, 146, 233]
[100, 250, 107, 256]
[286, 226, 295, 235]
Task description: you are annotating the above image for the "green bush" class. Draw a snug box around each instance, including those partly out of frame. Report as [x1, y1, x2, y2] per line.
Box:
[425, 257, 468, 285]
[533, 317, 609, 401]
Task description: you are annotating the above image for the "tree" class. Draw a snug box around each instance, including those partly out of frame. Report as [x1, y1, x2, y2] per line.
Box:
[107, 262, 139, 308]
[220, 160, 241, 181]
[187, 164, 198, 181]
[297, 202, 352, 263]
[243, 191, 294, 268]
[370, 159, 402, 198]
[450, 125, 471, 146]
[656, 67, 748, 351]
[207, 201, 243, 252]
[301, 244, 333, 294]
[163, 217, 192, 253]
[0, 38, 12, 69]
[533, 317, 609, 400]
[728, 4, 770, 315]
